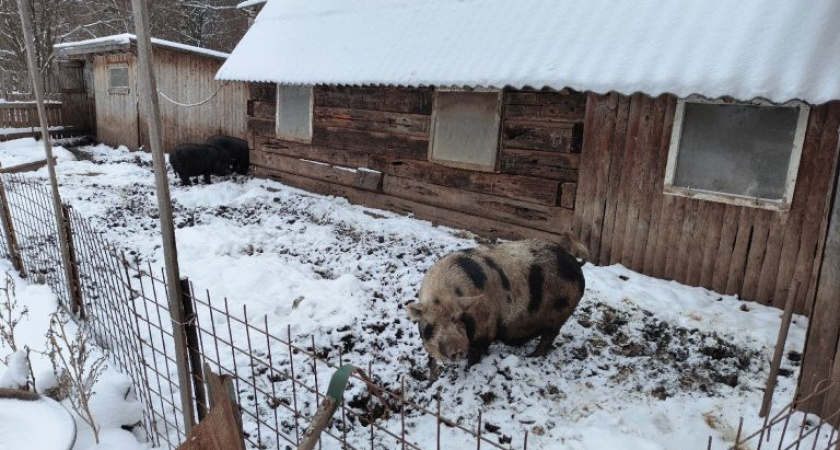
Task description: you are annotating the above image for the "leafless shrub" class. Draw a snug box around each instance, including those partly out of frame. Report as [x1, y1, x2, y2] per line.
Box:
[0, 271, 25, 352]
[46, 312, 107, 444]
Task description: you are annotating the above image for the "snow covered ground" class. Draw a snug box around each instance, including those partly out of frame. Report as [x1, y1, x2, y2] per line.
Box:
[0, 256, 149, 449]
[0, 136, 75, 167]
[0, 138, 833, 449]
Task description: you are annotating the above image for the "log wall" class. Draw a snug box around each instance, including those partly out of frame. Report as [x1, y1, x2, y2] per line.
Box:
[248, 85, 839, 316]
[249, 85, 584, 240]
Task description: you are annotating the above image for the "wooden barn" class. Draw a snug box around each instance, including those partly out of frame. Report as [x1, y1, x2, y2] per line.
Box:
[221, 0, 840, 419]
[54, 34, 247, 151]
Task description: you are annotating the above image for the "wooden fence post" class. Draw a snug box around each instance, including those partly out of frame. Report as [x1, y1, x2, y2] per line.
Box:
[60, 205, 84, 320]
[0, 174, 24, 276]
[129, 0, 195, 432]
[180, 277, 208, 422]
[15, 0, 80, 324]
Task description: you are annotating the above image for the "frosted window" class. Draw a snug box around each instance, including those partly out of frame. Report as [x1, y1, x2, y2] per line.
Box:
[430, 91, 501, 171]
[276, 85, 312, 141]
[108, 65, 128, 92]
[673, 103, 802, 200]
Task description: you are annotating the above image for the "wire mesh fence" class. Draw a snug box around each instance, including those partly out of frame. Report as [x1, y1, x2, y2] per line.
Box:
[0, 169, 838, 450]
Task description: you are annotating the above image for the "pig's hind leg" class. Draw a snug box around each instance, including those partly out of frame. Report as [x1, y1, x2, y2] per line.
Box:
[528, 327, 560, 358]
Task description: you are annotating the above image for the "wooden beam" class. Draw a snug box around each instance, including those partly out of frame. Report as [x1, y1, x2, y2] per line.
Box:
[129, 0, 194, 433]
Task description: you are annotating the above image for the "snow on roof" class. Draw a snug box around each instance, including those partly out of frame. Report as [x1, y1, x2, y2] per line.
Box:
[217, 0, 840, 105]
[236, 0, 266, 9]
[55, 33, 229, 60]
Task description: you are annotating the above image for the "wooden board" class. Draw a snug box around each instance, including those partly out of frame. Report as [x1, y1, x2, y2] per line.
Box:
[368, 155, 561, 206]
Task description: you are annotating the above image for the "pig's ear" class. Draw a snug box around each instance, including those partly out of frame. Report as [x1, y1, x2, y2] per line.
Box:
[405, 302, 426, 321]
[457, 295, 482, 310]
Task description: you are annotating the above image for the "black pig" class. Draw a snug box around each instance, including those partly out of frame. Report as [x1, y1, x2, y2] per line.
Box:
[206, 135, 249, 175]
[169, 143, 232, 186]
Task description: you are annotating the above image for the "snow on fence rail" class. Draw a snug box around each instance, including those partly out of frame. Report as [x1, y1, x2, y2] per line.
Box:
[0, 171, 838, 449]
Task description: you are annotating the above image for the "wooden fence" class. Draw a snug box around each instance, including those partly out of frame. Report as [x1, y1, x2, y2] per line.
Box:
[0, 102, 88, 142]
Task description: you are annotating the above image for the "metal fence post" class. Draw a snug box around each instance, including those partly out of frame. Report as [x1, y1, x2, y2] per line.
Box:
[180, 277, 208, 422]
[60, 205, 85, 319]
[0, 174, 25, 276]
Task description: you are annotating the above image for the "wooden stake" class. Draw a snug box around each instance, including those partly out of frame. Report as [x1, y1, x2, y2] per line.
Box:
[760, 280, 799, 417]
[0, 173, 24, 275]
[128, 0, 194, 433]
[14, 0, 77, 317]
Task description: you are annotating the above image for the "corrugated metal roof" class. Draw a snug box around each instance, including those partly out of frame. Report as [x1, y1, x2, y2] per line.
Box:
[217, 0, 840, 105]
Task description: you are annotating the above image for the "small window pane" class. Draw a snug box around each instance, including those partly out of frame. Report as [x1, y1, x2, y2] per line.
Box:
[673, 103, 800, 200]
[108, 66, 128, 90]
[276, 85, 312, 141]
[430, 91, 501, 171]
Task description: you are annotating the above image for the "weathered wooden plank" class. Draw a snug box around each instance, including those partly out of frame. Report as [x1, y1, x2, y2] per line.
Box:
[501, 120, 576, 152]
[621, 95, 658, 269]
[684, 201, 712, 287]
[773, 106, 826, 307]
[611, 94, 647, 266]
[314, 85, 433, 115]
[254, 135, 369, 169]
[504, 98, 587, 122]
[505, 90, 585, 106]
[255, 166, 568, 242]
[383, 175, 573, 234]
[368, 155, 561, 206]
[313, 126, 429, 160]
[755, 215, 786, 303]
[249, 83, 276, 103]
[249, 100, 275, 120]
[696, 202, 725, 289]
[712, 204, 741, 294]
[741, 209, 772, 302]
[672, 198, 700, 283]
[725, 207, 756, 295]
[560, 183, 577, 209]
[313, 106, 430, 138]
[799, 120, 840, 415]
[643, 96, 678, 275]
[252, 151, 382, 192]
[248, 117, 275, 139]
[662, 196, 689, 280]
[500, 148, 580, 181]
[803, 103, 840, 314]
[574, 93, 620, 262]
[597, 95, 632, 265]
[650, 194, 676, 279]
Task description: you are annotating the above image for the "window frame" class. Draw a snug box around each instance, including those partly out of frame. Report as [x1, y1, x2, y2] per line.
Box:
[275, 84, 314, 143]
[428, 87, 504, 173]
[107, 63, 130, 94]
[663, 98, 810, 210]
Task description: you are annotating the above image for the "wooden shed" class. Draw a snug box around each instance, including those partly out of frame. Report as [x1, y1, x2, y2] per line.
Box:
[223, 0, 840, 421]
[54, 34, 247, 151]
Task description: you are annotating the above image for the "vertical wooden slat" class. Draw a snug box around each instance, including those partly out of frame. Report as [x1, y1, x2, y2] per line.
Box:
[725, 207, 755, 295]
[575, 92, 619, 262]
[643, 96, 678, 275]
[698, 202, 726, 289]
[662, 196, 689, 279]
[685, 201, 711, 287]
[620, 95, 657, 270]
[673, 197, 701, 284]
[650, 193, 675, 279]
[755, 214, 787, 304]
[712, 204, 741, 294]
[798, 111, 840, 416]
[796, 103, 840, 313]
[595, 95, 631, 264]
[632, 95, 670, 271]
[610, 94, 646, 265]
[741, 209, 772, 302]
[774, 106, 826, 305]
